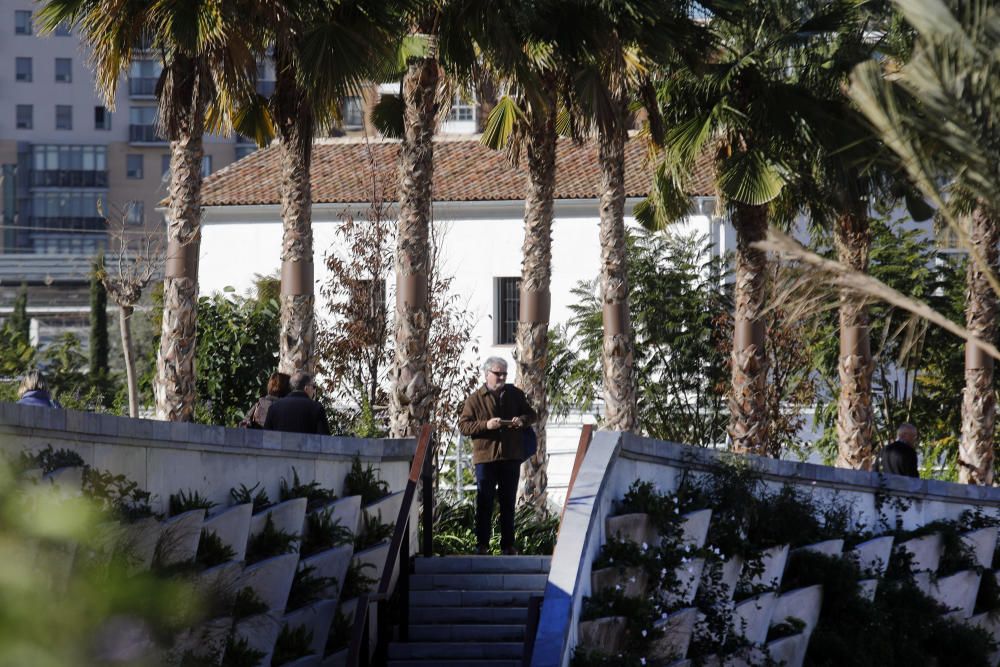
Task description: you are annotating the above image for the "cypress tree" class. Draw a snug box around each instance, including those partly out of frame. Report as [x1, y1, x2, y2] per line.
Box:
[9, 283, 29, 342]
[89, 254, 109, 379]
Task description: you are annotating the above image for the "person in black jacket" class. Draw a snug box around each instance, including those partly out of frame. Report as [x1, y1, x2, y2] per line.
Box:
[878, 423, 919, 478]
[263, 371, 330, 435]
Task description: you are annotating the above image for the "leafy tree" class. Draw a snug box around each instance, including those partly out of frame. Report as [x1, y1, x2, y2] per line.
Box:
[9, 283, 29, 342]
[193, 288, 280, 427]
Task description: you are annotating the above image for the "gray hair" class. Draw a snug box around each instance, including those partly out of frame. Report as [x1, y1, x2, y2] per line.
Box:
[482, 356, 508, 372]
[897, 422, 917, 438]
[289, 371, 313, 391]
[18, 369, 47, 398]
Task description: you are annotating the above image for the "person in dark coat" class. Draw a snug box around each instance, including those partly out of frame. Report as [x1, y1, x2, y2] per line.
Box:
[16, 370, 60, 408]
[879, 423, 919, 478]
[458, 356, 537, 555]
[263, 372, 330, 435]
[241, 372, 290, 428]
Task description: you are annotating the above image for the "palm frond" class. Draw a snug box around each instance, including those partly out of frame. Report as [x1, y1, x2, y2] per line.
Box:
[371, 94, 405, 139]
[480, 95, 524, 151]
[717, 150, 786, 206]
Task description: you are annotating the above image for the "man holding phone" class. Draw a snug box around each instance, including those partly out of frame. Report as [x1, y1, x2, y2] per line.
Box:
[459, 356, 537, 555]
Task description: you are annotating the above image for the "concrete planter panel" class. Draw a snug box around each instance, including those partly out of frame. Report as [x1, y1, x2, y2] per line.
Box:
[364, 491, 403, 527]
[204, 503, 253, 562]
[197, 561, 243, 603]
[251, 497, 308, 543]
[158, 508, 205, 567]
[241, 553, 299, 613]
[708, 556, 743, 601]
[234, 612, 282, 666]
[680, 509, 712, 549]
[121, 516, 163, 573]
[731, 592, 777, 644]
[650, 607, 697, 661]
[849, 536, 894, 577]
[771, 585, 823, 637]
[321, 648, 348, 667]
[962, 527, 998, 570]
[749, 545, 789, 590]
[173, 616, 231, 662]
[591, 566, 648, 598]
[793, 539, 843, 558]
[667, 559, 705, 608]
[353, 541, 390, 588]
[897, 533, 943, 573]
[930, 570, 981, 619]
[311, 496, 361, 537]
[578, 616, 628, 652]
[284, 599, 338, 657]
[282, 657, 321, 667]
[766, 634, 809, 667]
[857, 579, 877, 601]
[606, 513, 656, 546]
[301, 544, 354, 601]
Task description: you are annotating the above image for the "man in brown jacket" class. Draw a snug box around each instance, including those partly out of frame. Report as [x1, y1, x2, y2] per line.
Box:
[459, 356, 537, 554]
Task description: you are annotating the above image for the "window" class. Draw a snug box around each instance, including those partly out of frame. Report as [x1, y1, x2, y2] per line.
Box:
[201, 155, 212, 177]
[55, 58, 71, 83]
[54, 21, 71, 36]
[125, 201, 144, 226]
[94, 106, 111, 130]
[447, 93, 475, 122]
[235, 145, 256, 161]
[126, 154, 144, 179]
[15, 57, 32, 82]
[129, 106, 159, 142]
[128, 59, 160, 95]
[16, 104, 32, 129]
[14, 10, 32, 35]
[493, 277, 521, 345]
[342, 96, 363, 127]
[55, 105, 72, 130]
[30, 145, 107, 174]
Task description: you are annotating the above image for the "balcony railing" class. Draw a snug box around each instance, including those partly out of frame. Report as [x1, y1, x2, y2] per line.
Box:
[129, 77, 158, 96]
[129, 124, 166, 143]
[28, 216, 105, 231]
[29, 170, 108, 188]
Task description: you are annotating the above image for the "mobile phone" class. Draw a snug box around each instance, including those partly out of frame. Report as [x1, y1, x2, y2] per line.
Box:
[498, 419, 515, 427]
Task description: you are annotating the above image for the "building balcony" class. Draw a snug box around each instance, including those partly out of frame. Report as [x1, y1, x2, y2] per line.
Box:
[29, 170, 109, 188]
[129, 77, 158, 97]
[28, 216, 105, 231]
[129, 124, 166, 144]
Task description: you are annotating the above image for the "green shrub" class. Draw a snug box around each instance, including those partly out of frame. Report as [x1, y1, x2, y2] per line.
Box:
[343, 457, 390, 505]
[429, 493, 558, 556]
[271, 624, 314, 666]
[19, 445, 84, 474]
[340, 560, 377, 600]
[301, 509, 354, 557]
[82, 467, 153, 521]
[221, 634, 266, 667]
[244, 513, 298, 564]
[169, 489, 217, 517]
[231, 587, 268, 621]
[279, 468, 338, 511]
[195, 530, 236, 569]
[354, 512, 394, 552]
[229, 482, 271, 513]
[286, 564, 336, 611]
[325, 609, 352, 655]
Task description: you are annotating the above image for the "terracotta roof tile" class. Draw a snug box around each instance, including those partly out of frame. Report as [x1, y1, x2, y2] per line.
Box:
[200, 136, 715, 207]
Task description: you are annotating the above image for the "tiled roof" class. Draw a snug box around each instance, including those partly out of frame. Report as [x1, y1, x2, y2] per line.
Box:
[200, 136, 715, 207]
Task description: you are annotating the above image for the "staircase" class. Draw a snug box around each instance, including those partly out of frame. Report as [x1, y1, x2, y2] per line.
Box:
[386, 555, 551, 667]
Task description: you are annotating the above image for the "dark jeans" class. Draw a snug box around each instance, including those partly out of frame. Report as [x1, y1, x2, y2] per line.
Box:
[475, 460, 521, 550]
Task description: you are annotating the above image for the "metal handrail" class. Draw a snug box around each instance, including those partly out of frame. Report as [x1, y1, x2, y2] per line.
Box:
[347, 423, 434, 667]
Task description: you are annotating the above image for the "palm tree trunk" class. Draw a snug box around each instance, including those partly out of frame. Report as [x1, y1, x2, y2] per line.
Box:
[834, 207, 875, 470]
[517, 102, 557, 507]
[120, 305, 138, 418]
[729, 202, 769, 453]
[389, 53, 438, 438]
[959, 204, 1000, 484]
[275, 68, 316, 375]
[598, 101, 637, 432]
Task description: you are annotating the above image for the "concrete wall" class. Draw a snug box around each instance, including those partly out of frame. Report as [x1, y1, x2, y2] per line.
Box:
[0, 400, 416, 515]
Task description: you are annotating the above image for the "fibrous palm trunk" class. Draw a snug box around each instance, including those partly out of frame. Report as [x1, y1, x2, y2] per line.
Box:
[275, 64, 316, 375]
[834, 207, 875, 470]
[598, 101, 637, 432]
[389, 53, 438, 438]
[154, 55, 208, 421]
[959, 204, 1000, 484]
[517, 103, 557, 507]
[729, 202, 769, 453]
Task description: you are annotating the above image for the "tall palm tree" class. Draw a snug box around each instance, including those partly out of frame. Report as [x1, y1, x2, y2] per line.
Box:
[851, 0, 1000, 483]
[38, 0, 258, 421]
[239, 1, 397, 376]
[641, 1, 859, 455]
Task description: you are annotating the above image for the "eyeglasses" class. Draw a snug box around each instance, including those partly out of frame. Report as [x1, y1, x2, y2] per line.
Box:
[489, 370, 507, 377]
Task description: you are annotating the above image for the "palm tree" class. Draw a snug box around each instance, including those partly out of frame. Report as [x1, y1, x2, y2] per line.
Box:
[240, 1, 397, 376]
[641, 1, 860, 455]
[38, 0, 258, 421]
[850, 0, 1000, 483]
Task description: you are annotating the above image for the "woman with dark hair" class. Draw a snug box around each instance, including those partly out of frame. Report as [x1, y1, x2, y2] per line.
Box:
[240, 372, 290, 428]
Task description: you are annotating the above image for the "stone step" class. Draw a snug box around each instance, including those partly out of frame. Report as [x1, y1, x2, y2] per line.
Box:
[410, 606, 530, 625]
[408, 624, 525, 642]
[410, 590, 540, 607]
[413, 556, 551, 574]
[388, 641, 523, 660]
[411, 573, 548, 591]
[387, 661, 520, 667]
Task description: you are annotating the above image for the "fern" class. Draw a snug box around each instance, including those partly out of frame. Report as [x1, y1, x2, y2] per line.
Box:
[221, 634, 266, 667]
[325, 609, 353, 655]
[245, 513, 298, 564]
[343, 456, 390, 505]
[354, 512, 394, 552]
[301, 510, 354, 557]
[271, 624, 314, 666]
[286, 564, 337, 611]
[279, 467, 338, 511]
[196, 529, 236, 568]
[169, 489, 217, 517]
[232, 587, 268, 621]
[229, 482, 271, 513]
[340, 560, 377, 600]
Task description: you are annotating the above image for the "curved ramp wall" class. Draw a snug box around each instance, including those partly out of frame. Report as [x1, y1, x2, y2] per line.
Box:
[0, 401, 416, 513]
[531, 431, 1000, 667]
